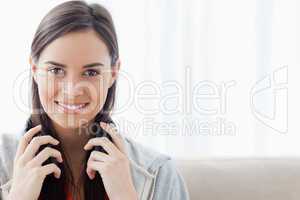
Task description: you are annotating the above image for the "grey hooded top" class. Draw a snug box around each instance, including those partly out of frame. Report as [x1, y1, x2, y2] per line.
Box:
[0, 130, 190, 200]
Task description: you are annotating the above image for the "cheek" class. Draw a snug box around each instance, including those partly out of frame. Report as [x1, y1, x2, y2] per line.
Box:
[37, 80, 57, 112]
[89, 81, 110, 111]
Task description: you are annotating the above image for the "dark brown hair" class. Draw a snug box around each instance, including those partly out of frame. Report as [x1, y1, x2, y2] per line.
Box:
[27, 1, 119, 199]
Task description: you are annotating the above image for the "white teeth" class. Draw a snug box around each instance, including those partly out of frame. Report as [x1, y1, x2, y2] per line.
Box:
[58, 103, 86, 110]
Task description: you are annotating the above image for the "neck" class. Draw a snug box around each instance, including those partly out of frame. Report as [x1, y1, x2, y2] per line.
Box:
[51, 120, 91, 158]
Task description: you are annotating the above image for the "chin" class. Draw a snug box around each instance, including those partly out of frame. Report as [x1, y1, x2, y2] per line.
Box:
[50, 115, 91, 131]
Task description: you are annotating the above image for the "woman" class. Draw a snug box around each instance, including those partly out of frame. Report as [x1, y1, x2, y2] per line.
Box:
[0, 1, 190, 200]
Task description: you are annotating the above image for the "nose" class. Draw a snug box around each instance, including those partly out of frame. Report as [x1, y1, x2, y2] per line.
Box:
[60, 80, 85, 99]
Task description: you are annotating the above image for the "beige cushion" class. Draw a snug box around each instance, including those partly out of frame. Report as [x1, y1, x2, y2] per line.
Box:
[174, 158, 300, 200]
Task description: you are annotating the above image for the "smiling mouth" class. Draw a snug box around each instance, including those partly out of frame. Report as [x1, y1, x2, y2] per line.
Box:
[54, 101, 89, 113]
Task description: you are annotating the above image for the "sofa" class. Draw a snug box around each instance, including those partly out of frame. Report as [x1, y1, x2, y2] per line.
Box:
[175, 157, 300, 200]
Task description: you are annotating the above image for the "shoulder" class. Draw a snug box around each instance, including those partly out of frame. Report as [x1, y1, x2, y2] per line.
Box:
[121, 136, 190, 199]
[151, 158, 190, 199]
[0, 133, 19, 165]
[122, 135, 172, 174]
[0, 133, 20, 184]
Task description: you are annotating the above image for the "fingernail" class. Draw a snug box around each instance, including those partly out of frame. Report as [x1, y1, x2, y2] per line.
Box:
[87, 171, 91, 179]
[100, 122, 105, 127]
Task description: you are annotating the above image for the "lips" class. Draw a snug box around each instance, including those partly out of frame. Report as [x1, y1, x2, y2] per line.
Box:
[55, 101, 89, 113]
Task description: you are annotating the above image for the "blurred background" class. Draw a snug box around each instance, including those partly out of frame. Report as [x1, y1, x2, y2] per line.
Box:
[0, 0, 299, 159]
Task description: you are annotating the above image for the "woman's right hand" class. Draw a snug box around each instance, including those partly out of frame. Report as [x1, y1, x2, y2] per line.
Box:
[7, 125, 63, 200]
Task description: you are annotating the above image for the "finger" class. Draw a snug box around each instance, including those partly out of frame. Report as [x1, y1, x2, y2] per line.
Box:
[86, 151, 109, 180]
[90, 150, 110, 162]
[87, 160, 104, 179]
[84, 137, 117, 156]
[88, 160, 105, 173]
[27, 147, 63, 168]
[22, 135, 59, 164]
[86, 156, 96, 180]
[15, 125, 42, 160]
[100, 122, 126, 154]
[40, 163, 61, 179]
[86, 167, 96, 180]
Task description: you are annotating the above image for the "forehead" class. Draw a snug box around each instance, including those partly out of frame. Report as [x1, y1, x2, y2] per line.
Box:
[38, 29, 110, 66]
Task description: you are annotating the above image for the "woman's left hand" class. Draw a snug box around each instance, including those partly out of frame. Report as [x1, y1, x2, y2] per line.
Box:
[84, 122, 138, 200]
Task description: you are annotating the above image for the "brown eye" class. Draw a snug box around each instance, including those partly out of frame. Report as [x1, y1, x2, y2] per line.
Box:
[48, 67, 65, 76]
[83, 69, 100, 77]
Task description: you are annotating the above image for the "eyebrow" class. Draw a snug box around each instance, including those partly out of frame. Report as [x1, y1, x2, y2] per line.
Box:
[44, 61, 104, 68]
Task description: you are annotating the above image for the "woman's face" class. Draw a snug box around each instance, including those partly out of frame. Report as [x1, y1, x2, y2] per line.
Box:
[30, 29, 119, 132]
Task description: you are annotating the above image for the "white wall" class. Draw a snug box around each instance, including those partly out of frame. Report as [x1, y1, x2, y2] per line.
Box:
[0, 0, 299, 159]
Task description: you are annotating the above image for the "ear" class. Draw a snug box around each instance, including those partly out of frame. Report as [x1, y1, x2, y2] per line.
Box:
[29, 57, 38, 82]
[109, 58, 121, 88]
